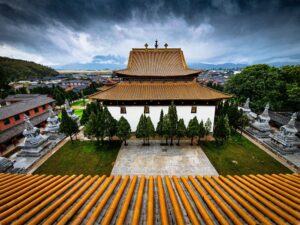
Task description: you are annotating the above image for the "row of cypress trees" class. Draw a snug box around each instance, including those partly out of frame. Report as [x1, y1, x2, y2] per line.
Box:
[213, 100, 250, 145]
[81, 102, 132, 145]
[136, 103, 212, 146]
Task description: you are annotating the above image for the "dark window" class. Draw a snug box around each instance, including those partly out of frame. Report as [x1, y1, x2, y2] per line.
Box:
[14, 114, 20, 121]
[144, 106, 149, 114]
[120, 106, 126, 114]
[191, 106, 197, 113]
[34, 107, 39, 113]
[25, 111, 31, 116]
[42, 105, 46, 110]
[3, 118, 10, 125]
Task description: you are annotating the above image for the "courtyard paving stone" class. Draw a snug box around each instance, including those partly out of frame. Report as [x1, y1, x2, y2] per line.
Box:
[111, 139, 218, 177]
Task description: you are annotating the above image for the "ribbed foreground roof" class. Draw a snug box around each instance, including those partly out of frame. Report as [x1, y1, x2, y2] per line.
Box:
[0, 173, 299, 224]
[90, 81, 231, 101]
[115, 48, 201, 77]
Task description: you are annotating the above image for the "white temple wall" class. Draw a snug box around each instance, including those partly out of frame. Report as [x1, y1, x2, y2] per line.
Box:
[107, 105, 215, 132]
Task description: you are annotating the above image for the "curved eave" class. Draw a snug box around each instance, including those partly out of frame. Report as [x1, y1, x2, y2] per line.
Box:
[114, 70, 201, 77]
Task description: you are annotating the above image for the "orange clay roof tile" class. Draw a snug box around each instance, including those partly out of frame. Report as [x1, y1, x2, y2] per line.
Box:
[0, 172, 299, 224]
[115, 48, 201, 77]
[89, 81, 231, 101]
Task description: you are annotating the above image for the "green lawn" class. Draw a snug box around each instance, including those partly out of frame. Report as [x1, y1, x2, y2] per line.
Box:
[34, 140, 121, 176]
[74, 109, 83, 119]
[201, 132, 291, 175]
[58, 109, 83, 119]
[71, 99, 89, 107]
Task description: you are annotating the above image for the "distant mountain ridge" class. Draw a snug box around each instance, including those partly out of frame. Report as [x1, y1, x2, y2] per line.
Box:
[0, 57, 58, 82]
[54, 54, 299, 71]
[54, 55, 126, 70]
[188, 63, 248, 70]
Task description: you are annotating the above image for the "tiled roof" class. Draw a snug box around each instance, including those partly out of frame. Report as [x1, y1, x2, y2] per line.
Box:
[89, 81, 231, 101]
[0, 173, 299, 224]
[4, 94, 41, 102]
[0, 95, 54, 120]
[115, 48, 201, 77]
[0, 112, 49, 143]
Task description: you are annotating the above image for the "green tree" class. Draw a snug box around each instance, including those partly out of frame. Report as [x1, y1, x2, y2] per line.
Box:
[168, 102, 178, 145]
[238, 114, 250, 135]
[156, 110, 164, 144]
[53, 87, 65, 107]
[225, 64, 288, 111]
[84, 112, 98, 140]
[286, 83, 300, 111]
[227, 101, 243, 130]
[117, 116, 131, 145]
[214, 115, 231, 145]
[146, 116, 155, 145]
[187, 117, 199, 145]
[80, 101, 101, 125]
[59, 109, 79, 144]
[204, 118, 212, 139]
[108, 117, 118, 141]
[176, 119, 186, 145]
[102, 107, 117, 141]
[279, 65, 300, 111]
[162, 114, 170, 145]
[136, 114, 148, 145]
[80, 109, 89, 125]
[198, 120, 206, 144]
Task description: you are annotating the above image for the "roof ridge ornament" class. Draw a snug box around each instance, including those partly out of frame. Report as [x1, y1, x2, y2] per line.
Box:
[164, 43, 168, 48]
[260, 103, 270, 119]
[243, 98, 250, 110]
[144, 43, 148, 49]
[155, 40, 158, 49]
[286, 112, 297, 130]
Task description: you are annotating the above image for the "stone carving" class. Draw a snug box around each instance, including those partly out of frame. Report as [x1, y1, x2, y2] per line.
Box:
[251, 103, 271, 131]
[17, 115, 50, 157]
[0, 157, 24, 173]
[267, 113, 300, 154]
[65, 99, 80, 125]
[44, 106, 60, 134]
[246, 103, 272, 138]
[239, 98, 257, 121]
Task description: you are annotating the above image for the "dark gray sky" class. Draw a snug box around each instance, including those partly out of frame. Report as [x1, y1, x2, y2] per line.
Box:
[0, 0, 299, 66]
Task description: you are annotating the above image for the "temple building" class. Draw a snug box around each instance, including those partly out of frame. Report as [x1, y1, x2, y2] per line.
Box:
[0, 94, 54, 152]
[90, 42, 231, 131]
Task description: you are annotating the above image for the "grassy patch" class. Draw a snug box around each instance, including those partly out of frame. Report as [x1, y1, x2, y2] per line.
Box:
[201, 132, 291, 175]
[74, 109, 83, 118]
[71, 99, 89, 107]
[58, 109, 83, 119]
[34, 140, 121, 176]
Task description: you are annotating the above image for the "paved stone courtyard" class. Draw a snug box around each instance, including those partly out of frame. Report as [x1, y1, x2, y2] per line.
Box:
[111, 140, 218, 176]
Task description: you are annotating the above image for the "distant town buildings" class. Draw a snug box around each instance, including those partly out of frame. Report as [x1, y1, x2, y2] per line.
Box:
[9, 71, 114, 93]
[197, 69, 236, 86]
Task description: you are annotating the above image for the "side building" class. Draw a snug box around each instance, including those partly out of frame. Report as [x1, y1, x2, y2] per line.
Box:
[90, 45, 231, 131]
[0, 94, 55, 153]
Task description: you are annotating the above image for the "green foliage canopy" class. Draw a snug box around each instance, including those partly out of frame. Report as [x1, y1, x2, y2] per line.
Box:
[225, 64, 300, 111]
[59, 108, 79, 143]
[187, 116, 199, 145]
[117, 116, 131, 145]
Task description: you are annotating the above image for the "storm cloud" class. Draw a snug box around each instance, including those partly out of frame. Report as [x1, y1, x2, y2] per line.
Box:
[0, 0, 299, 66]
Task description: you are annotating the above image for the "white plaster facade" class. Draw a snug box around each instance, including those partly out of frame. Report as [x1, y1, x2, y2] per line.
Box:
[107, 105, 215, 131]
